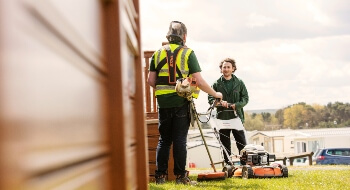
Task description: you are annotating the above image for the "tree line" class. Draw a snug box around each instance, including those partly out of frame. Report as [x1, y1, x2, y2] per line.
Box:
[244, 102, 350, 131]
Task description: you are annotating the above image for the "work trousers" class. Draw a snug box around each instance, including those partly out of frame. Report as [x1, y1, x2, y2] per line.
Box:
[219, 129, 247, 165]
[155, 102, 190, 177]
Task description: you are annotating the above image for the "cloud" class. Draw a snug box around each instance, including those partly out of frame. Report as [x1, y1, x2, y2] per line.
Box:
[140, 0, 350, 111]
[247, 13, 279, 28]
[307, 2, 332, 26]
[189, 35, 350, 111]
[273, 43, 303, 54]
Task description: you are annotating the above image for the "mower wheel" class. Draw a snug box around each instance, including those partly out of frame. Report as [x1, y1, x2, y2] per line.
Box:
[281, 166, 288, 177]
[242, 165, 254, 179]
[222, 165, 234, 178]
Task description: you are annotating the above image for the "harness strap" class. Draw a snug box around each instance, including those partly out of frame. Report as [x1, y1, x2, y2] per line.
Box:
[155, 58, 167, 77]
[165, 46, 183, 84]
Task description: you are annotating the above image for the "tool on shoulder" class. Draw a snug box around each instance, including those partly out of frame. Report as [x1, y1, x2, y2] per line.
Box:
[175, 77, 198, 100]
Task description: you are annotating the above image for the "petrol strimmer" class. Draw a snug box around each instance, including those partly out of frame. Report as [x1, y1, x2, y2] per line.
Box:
[189, 99, 228, 181]
[175, 78, 227, 182]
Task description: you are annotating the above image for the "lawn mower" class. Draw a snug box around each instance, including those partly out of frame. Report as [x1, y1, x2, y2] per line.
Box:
[176, 80, 288, 181]
[223, 144, 289, 179]
[210, 99, 289, 179]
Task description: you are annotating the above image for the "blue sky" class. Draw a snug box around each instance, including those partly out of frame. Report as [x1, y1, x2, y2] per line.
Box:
[140, 0, 350, 112]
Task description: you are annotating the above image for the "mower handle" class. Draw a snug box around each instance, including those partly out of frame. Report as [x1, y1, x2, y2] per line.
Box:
[213, 98, 234, 108]
[213, 98, 238, 117]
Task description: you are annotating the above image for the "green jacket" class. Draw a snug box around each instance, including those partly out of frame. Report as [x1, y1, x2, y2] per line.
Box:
[208, 75, 249, 122]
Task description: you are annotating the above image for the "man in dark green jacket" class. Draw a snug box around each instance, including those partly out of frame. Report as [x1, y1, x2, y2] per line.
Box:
[208, 57, 249, 165]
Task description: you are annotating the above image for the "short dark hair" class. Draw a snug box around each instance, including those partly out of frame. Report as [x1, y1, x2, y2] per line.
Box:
[219, 58, 237, 71]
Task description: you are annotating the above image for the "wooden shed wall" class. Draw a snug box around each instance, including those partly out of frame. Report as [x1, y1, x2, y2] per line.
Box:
[0, 0, 147, 189]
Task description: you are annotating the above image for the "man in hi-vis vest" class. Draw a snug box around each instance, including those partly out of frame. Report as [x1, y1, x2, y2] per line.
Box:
[148, 21, 222, 185]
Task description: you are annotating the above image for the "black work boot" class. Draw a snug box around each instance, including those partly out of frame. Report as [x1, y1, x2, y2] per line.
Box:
[175, 171, 197, 185]
[155, 174, 166, 185]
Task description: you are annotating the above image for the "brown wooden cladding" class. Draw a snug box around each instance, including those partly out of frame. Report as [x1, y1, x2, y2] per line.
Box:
[0, 0, 147, 189]
[147, 121, 159, 180]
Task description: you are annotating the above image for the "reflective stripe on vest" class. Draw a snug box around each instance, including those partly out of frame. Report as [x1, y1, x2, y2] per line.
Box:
[154, 44, 199, 98]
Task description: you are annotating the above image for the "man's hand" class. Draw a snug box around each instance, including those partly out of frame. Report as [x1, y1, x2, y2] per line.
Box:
[220, 100, 227, 108]
[215, 92, 222, 99]
[220, 100, 236, 109]
[230, 104, 236, 110]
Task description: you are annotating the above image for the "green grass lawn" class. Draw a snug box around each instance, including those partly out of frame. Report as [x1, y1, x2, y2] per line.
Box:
[149, 166, 350, 190]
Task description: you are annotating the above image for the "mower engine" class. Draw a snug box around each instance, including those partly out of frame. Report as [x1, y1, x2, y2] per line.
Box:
[240, 144, 276, 166]
[223, 144, 288, 179]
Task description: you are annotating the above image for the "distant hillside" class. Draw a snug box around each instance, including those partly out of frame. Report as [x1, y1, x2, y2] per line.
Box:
[245, 109, 277, 114]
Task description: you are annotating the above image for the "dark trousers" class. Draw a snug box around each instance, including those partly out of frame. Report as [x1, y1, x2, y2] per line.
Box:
[155, 102, 190, 177]
[219, 129, 247, 164]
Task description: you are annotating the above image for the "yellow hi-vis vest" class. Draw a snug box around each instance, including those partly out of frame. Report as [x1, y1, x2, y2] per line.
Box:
[154, 44, 200, 98]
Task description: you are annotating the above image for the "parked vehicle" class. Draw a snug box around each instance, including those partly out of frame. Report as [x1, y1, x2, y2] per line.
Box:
[315, 148, 350, 165]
